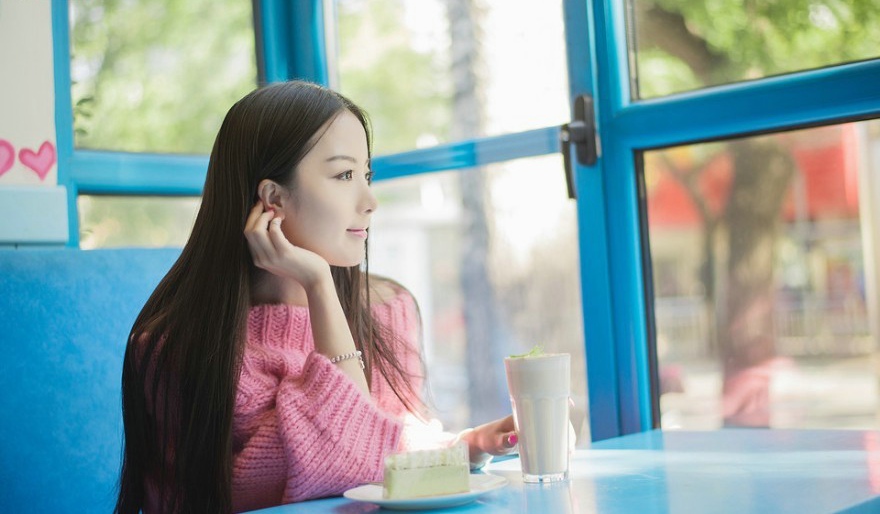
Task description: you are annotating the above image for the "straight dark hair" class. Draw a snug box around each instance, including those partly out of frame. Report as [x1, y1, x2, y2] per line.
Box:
[115, 81, 423, 513]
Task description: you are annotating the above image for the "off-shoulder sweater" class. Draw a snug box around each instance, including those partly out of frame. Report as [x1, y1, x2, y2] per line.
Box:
[230, 290, 429, 512]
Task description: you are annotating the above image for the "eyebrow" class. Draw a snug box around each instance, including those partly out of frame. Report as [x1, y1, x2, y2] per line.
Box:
[326, 155, 370, 166]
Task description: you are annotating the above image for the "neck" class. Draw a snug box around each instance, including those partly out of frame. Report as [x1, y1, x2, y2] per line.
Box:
[250, 270, 309, 306]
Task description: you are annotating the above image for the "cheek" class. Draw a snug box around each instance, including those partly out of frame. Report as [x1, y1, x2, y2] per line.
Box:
[279, 223, 301, 247]
[282, 218, 314, 249]
[282, 204, 332, 249]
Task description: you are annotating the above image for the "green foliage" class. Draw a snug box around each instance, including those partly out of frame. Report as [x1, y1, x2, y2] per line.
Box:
[638, 0, 880, 97]
[636, 49, 701, 98]
[70, 0, 257, 154]
[78, 195, 200, 248]
[335, 0, 452, 156]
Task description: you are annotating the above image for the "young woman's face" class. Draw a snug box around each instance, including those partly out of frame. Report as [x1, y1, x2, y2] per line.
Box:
[281, 110, 377, 267]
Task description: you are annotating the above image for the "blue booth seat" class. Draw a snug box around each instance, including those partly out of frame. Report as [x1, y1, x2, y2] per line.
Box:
[0, 248, 180, 513]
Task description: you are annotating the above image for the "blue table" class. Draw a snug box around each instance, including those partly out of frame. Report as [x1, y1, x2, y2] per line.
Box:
[245, 429, 880, 513]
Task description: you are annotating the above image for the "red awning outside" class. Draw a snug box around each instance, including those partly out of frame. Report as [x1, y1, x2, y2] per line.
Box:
[646, 124, 862, 228]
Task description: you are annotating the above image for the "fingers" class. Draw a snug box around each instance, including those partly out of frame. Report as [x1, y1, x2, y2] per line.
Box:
[244, 202, 278, 269]
[492, 431, 517, 455]
[266, 214, 289, 252]
[482, 432, 514, 456]
[495, 415, 518, 454]
[481, 417, 517, 456]
[244, 201, 272, 233]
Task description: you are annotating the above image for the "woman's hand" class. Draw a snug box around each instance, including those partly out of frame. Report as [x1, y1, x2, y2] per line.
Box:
[244, 202, 330, 289]
[458, 415, 517, 469]
[458, 412, 578, 469]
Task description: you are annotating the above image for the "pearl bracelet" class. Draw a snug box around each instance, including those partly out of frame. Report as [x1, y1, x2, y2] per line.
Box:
[329, 350, 365, 370]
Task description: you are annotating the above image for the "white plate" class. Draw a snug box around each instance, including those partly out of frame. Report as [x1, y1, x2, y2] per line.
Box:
[343, 474, 508, 510]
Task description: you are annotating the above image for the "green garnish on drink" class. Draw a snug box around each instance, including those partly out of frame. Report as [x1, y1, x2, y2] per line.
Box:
[509, 345, 545, 359]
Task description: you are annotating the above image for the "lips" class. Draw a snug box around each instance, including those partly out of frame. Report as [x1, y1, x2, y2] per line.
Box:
[347, 228, 368, 239]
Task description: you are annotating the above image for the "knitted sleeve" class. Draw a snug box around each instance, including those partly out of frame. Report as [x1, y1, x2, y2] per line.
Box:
[281, 352, 403, 501]
[232, 349, 402, 510]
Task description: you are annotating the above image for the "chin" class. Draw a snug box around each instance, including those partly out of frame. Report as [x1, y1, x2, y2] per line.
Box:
[330, 253, 366, 268]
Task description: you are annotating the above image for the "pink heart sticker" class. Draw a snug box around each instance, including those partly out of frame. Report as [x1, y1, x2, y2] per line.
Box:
[0, 139, 14, 177]
[19, 141, 56, 181]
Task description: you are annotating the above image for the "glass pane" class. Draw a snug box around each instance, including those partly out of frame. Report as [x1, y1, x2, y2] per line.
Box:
[644, 120, 880, 429]
[69, 0, 257, 154]
[334, 0, 569, 155]
[629, 1, 880, 99]
[370, 155, 589, 445]
[78, 196, 200, 249]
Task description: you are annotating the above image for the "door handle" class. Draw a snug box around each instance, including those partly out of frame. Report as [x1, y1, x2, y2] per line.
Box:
[560, 95, 598, 199]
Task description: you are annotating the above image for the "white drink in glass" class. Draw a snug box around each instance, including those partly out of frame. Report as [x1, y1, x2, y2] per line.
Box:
[504, 352, 570, 483]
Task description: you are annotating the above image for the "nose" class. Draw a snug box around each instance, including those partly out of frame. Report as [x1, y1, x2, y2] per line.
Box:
[361, 181, 378, 214]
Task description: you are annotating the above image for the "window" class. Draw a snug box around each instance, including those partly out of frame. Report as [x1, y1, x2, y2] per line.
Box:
[629, 0, 880, 99]
[70, 0, 257, 154]
[335, 0, 568, 155]
[52, 0, 880, 439]
[644, 120, 880, 429]
[370, 158, 588, 441]
[78, 195, 199, 249]
[64, 0, 257, 246]
[611, 0, 880, 432]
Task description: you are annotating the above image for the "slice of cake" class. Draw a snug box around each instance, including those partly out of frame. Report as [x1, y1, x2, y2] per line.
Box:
[383, 441, 470, 499]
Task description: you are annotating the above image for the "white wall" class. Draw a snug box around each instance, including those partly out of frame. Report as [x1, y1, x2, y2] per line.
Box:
[0, 0, 56, 185]
[0, 0, 67, 244]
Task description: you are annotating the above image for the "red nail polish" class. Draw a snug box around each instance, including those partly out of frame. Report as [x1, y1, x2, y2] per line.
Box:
[508, 433, 518, 446]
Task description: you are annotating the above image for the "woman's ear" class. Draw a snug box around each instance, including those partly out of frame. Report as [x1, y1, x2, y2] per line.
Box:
[256, 179, 288, 211]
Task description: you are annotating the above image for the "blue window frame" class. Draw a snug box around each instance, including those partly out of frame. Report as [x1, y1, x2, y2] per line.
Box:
[584, 0, 880, 439]
[50, 0, 880, 441]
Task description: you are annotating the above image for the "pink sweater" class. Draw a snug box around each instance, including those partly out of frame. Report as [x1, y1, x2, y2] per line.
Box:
[230, 290, 426, 512]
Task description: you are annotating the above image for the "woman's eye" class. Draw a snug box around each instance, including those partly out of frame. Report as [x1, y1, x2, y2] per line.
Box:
[338, 170, 353, 180]
[365, 171, 374, 184]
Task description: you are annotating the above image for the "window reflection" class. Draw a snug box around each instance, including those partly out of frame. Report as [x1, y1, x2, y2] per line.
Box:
[644, 120, 880, 429]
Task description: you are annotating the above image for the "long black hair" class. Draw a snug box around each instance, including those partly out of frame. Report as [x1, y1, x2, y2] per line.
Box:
[116, 81, 422, 513]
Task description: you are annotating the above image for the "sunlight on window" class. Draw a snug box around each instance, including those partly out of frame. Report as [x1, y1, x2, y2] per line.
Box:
[370, 159, 589, 445]
[335, 0, 568, 154]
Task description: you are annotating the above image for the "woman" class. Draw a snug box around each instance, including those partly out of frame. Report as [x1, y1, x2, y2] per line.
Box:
[115, 80, 516, 513]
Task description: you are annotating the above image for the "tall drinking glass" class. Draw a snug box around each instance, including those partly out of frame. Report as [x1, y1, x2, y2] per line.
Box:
[504, 352, 571, 483]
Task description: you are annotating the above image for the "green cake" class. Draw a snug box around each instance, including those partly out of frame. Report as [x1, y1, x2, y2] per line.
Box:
[382, 442, 470, 499]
